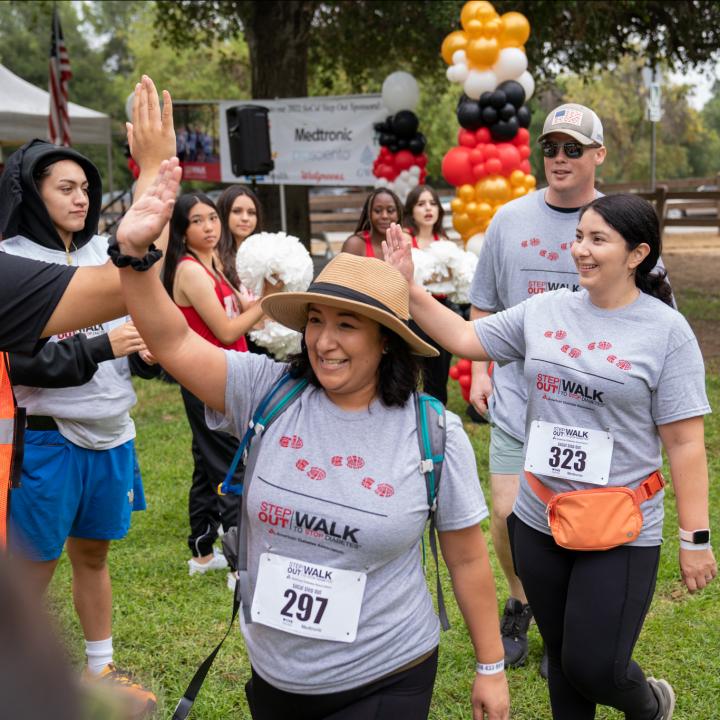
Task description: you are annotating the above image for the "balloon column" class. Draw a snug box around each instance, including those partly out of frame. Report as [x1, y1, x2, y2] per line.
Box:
[372, 72, 429, 202]
[440, 1, 537, 241]
[449, 358, 473, 402]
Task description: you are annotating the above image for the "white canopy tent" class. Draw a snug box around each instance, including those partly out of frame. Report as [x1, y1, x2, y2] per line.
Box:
[0, 64, 114, 191]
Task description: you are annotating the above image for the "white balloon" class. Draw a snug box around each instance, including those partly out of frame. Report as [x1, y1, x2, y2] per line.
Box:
[452, 49, 467, 65]
[125, 91, 135, 122]
[399, 169, 410, 180]
[465, 233, 485, 257]
[446, 66, 458, 83]
[409, 165, 421, 177]
[453, 63, 469, 84]
[374, 177, 390, 188]
[463, 70, 498, 100]
[493, 47, 528, 82]
[382, 71, 420, 113]
[517, 70, 535, 101]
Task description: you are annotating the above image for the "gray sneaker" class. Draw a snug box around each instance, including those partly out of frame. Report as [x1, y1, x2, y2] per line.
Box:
[647, 677, 676, 720]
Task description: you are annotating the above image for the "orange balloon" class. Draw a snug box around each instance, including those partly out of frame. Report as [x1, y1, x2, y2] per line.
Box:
[525, 173, 537, 189]
[482, 17, 503, 38]
[441, 30, 468, 65]
[477, 202, 493, 220]
[461, 1, 493, 29]
[465, 201, 479, 217]
[465, 18, 484, 37]
[450, 197, 465, 213]
[466, 36, 499, 68]
[512, 186, 527, 199]
[453, 212, 474, 234]
[510, 169, 526, 186]
[475, 1, 499, 22]
[458, 184, 476, 203]
[500, 11, 530, 48]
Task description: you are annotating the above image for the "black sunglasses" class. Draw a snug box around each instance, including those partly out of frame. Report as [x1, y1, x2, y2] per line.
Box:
[540, 140, 594, 159]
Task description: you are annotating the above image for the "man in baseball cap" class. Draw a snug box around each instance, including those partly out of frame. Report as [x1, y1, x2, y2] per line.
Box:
[466, 102, 606, 678]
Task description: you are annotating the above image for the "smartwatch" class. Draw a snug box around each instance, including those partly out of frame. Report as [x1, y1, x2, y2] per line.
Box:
[679, 528, 711, 544]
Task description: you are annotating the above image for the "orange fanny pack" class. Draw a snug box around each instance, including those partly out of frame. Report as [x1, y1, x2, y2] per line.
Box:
[525, 470, 665, 551]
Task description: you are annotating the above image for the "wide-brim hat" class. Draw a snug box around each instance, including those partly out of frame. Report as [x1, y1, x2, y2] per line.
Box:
[261, 253, 439, 357]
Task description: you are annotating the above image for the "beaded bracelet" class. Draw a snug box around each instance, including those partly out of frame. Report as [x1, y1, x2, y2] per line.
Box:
[107, 234, 163, 271]
[475, 659, 505, 675]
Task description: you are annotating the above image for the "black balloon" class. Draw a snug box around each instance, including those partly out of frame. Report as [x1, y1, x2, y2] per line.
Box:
[499, 102, 516, 121]
[497, 80, 526, 108]
[490, 117, 520, 141]
[517, 105, 531, 128]
[393, 110, 419, 139]
[481, 106, 499, 125]
[408, 133, 426, 155]
[457, 100, 483, 130]
[397, 138, 409, 150]
[388, 143, 399, 153]
[479, 92, 494, 106]
[379, 132, 394, 147]
[489, 91, 507, 109]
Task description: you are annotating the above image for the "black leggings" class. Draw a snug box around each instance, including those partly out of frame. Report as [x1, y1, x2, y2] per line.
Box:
[245, 648, 438, 720]
[508, 514, 661, 720]
[181, 387, 242, 557]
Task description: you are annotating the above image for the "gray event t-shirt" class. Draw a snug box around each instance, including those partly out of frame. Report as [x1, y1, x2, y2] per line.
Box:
[475, 288, 710, 546]
[207, 351, 488, 693]
[469, 189, 585, 441]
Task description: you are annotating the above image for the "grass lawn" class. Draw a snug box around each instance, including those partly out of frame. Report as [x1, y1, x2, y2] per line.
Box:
[47, 296, 719, 719]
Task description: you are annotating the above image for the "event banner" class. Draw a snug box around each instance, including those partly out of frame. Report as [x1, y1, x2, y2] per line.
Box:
[218, 94, 386, 186]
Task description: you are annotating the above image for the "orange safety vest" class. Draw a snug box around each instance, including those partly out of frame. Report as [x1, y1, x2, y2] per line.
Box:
[0, 353, 24, 549]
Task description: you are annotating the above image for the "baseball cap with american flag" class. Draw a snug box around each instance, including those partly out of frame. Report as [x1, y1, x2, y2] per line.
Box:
[538, 103, 604, 146]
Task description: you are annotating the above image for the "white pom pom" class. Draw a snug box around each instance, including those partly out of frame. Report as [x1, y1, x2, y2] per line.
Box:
[236, 232, 314, 297]
[249, 321, 302, 360]
[415, 240, 479, 303]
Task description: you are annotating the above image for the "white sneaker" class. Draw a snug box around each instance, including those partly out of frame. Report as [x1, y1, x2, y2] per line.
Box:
[188, 548, 228, 576]
[227, 571, 238, 592]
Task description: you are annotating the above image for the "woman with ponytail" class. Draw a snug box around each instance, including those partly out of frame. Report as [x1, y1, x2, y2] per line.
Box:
[385, 192, 715, 720]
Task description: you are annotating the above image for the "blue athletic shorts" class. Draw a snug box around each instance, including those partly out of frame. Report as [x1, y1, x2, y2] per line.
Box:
[9, 430, 146, 561]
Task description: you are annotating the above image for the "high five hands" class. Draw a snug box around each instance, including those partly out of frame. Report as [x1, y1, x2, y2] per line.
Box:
[126, 75, 175, 171]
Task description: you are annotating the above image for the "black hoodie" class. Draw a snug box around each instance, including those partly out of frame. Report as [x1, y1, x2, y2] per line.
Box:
[0, 139, 102, 250]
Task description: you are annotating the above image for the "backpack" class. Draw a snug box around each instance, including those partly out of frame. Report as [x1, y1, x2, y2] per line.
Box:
[172, 371, 447, 720]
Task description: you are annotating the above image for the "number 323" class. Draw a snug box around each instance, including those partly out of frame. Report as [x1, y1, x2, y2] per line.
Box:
[548, 446, 587, 472]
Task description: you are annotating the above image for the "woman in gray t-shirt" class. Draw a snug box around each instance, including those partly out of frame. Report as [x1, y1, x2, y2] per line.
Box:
[385, 193, 716, 720]
[113, 174, 510, 720]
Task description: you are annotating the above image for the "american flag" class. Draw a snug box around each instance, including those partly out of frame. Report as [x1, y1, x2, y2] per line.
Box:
[552, 109, 583, 127]
[48, 7, 72, 146]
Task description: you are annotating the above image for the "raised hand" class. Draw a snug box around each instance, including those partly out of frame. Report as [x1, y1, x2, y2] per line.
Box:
[117, 158, 182, 256]
[382, 222, 415, 284]
[126, 75, 176, 171]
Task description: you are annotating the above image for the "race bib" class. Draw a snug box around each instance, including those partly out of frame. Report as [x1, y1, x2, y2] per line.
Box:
[524, 421, 613, 485]
[251, 553, 367, 643]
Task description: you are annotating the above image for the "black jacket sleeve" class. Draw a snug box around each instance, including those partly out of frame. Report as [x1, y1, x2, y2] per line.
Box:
[8, 333, 114, 388]
[128, 352, 163, 380]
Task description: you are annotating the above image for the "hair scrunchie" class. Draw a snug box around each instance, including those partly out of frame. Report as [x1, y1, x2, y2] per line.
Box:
[107, 233, 163, 271]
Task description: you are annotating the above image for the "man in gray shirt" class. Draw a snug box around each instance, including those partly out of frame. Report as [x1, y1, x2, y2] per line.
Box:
[468, 103, 606, 675]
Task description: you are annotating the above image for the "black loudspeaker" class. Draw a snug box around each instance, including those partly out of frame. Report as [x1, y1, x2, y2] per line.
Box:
[226, 105, 274, 177]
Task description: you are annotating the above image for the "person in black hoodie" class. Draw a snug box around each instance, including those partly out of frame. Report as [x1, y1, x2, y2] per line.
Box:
[0, 76, 174, 718]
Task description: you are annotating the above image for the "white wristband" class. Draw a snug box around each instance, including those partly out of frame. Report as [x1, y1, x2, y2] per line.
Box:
[475, 659, 505, 675]
[680, 540, 711, 551]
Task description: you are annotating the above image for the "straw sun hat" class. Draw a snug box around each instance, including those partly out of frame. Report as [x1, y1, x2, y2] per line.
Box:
[261, 253, 439, 357]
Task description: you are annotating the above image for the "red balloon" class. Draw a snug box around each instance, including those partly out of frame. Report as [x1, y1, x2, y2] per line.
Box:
[475, 127, 491, 144]
[456, 358, 472, 373]
[513, 128, 530, 146]
[441, 146, 475, 187]
[416, 153, 428, 168]
[394, 150, 415, 171]
[472, 163, 487, 180]
[458, 374, 472, 389]
[484, 144, 499, 160]
[497, 143, 522, 173]
[376, 163, 396, 180]
[518, 144, 531, 159]
[458, 129, 477, 148]
[469, 148, 485, 164]
[520, 159, 531, 174]
[461, 386, 470, 402]
[449, 366, 460, 380]
[485, 157, 502, 175]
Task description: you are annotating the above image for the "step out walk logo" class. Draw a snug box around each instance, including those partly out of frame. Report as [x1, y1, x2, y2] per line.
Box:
[536, 373, 604, 407]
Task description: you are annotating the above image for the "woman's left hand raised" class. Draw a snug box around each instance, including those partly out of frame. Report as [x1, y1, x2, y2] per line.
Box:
[126, 75, 176, 171]
[680, 547, 717, 593]
[382, 222, 415, 284]
[116, 158, 182, 256]
[472, 672, 510, 720]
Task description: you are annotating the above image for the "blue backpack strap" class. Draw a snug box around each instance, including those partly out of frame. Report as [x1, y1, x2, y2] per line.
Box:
[173, 371, 308, 720]
[414, 392, 449, 631]
[219, 372, 307, 496]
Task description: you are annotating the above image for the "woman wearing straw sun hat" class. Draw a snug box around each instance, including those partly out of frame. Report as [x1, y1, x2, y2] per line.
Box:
[113, 163, 509, 720]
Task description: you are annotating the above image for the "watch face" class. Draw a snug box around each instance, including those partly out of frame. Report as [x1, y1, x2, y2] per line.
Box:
[693, 530, 711, 544]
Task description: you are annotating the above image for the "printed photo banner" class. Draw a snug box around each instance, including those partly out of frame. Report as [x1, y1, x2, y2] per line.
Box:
[218, 95, 386, 186]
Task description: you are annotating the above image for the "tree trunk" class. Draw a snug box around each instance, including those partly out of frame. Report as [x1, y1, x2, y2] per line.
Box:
[240, 1, 315, 247]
